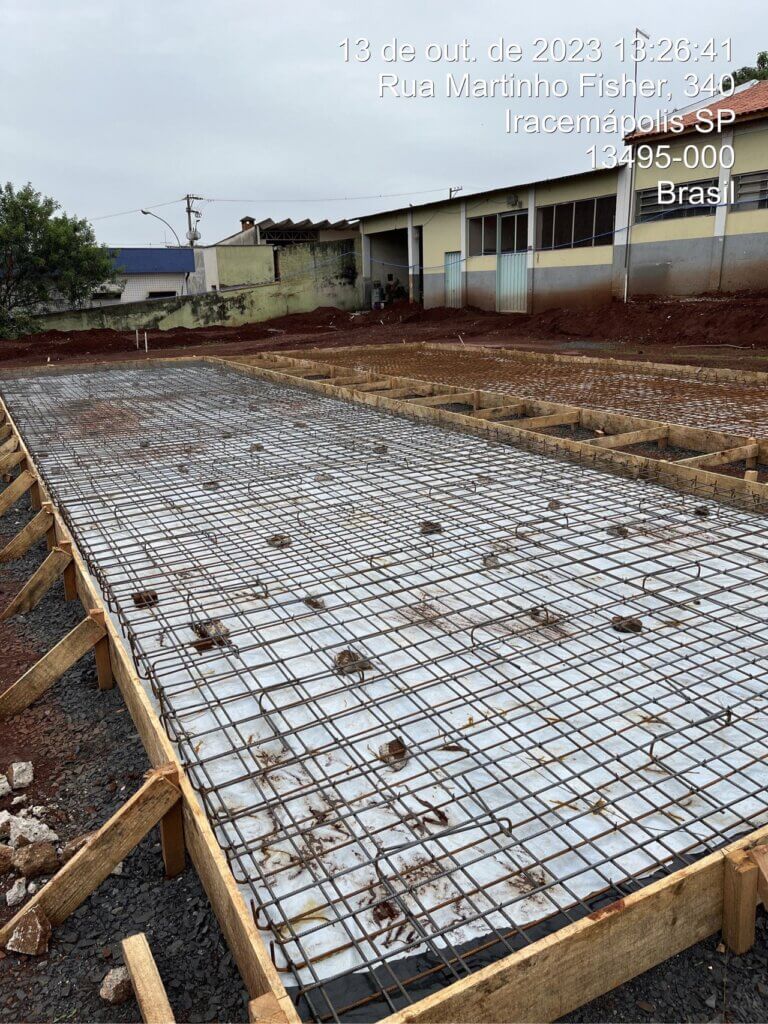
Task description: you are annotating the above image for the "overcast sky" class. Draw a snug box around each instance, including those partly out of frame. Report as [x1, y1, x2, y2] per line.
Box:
[1, 1, 759, 246]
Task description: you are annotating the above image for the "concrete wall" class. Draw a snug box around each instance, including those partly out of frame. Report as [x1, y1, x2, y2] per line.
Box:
[34, 239, 362, 333]
[216, 245, 274, 287]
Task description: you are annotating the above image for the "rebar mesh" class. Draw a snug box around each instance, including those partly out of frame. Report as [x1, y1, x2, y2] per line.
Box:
[2, 361, 768, 1023]
[298, 344, 768, 436]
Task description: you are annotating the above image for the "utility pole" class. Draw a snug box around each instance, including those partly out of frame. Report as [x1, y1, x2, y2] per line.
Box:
[184, 194, 204, 246]
[449, 185, 464, 200]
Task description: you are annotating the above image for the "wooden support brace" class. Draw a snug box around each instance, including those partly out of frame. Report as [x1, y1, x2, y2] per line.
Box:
[722, 849, 758, 954]
[471, 403, 526, 422]
[43, 501, 57, 550]
[674, 443, 760, 469]
[0, 507, 54, 562]
[588, 427, 669, 450]
[379, 386, 434, 399]
[0, 765, 182, 947]
[0, 437, 18, 458]
[0, 422, 11, 443]
[515, 410, 581, 432]
[406, 391, 476, 408]
[0, 612, 106, 720]
[0, 469, 35, 517]
[0, 545, 73, 621]
[122, 933, 176, 1024]
[350, 380, 393, 392]
[0, 449, 24, 475]
[749, 845, 768, 907]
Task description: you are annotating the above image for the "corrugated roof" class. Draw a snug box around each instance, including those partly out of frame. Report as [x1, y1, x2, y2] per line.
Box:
[626, 79, 768, 142]
[111, 247, 195, 274]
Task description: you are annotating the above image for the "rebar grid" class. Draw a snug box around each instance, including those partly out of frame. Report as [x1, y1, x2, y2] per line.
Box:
[302, 345, 768, 437]
[2, 361, 768, 1023]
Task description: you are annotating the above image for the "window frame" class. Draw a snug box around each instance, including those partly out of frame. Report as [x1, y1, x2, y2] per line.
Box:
[635, 178, 719, 223]
[731, 169, 768, 212]
[467, 210, 529, 257]
[535, 195, 616, 251]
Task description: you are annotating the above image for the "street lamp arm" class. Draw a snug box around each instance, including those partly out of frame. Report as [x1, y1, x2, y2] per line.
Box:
[140, 209, 183, 247]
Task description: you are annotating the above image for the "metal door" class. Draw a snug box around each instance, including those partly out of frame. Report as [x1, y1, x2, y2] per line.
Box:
[496, 252, 527, 312]
[444, 251, 462, 308]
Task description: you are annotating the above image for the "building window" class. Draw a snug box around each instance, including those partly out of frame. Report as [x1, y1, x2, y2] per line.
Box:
[635, 179, 718, 222]
[467, 214, 499, 256]
[499, 212, 528, 252]
[536, 195, 616, 250]
[731, 170, 768, 211]
[147, 290, 177, 299]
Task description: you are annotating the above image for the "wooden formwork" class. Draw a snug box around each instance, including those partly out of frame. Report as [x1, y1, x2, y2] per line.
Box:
[222, 352, 768, 510]
[1, 354, 768, 1024]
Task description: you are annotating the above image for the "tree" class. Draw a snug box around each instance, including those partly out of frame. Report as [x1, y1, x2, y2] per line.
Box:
[0, 182, 115, 337]
[725, 50, 768, 88]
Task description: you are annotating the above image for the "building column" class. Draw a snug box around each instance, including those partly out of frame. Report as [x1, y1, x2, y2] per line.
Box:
[406, 210, 417, 302]
[361, 229, 372, 309]
[612, 163, 632, 300]
[459, 200, 467, 306]
[526, 186, 536, 313]
[708, 128, 734, 293]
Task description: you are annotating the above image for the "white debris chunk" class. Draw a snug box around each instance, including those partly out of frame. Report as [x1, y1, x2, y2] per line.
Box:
[6, 877, 27, 908]
[9, 762, 34, 790]
[9, 817, 58, 849]
[0, 774, 10, 798]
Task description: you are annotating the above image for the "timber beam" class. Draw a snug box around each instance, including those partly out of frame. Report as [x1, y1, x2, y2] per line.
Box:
[122, 933, 176, 1024]
[0, 506, 55, 562]
[0, 545, 73, 620]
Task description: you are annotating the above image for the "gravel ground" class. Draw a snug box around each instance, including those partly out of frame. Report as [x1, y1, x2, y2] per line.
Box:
[0, 499, 249, 1024]
[1, 486, 767, 1024]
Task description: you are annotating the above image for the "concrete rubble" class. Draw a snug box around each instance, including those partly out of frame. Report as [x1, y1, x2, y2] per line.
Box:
[99, 966, 133, 1005]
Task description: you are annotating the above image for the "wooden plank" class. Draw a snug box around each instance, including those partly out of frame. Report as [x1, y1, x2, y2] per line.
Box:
[378, 386, 434, 399]
[348, 380, 393, 392]
[0, 508, 54, 562]
[749, 845, 768, 907]
[588, 427, 669, 449]
[376, 834, 768, 1024]
[160, 798, 186, 878]
[722, 850, 758, 954]
[0, 469, 35, 516]
[674, 443, 760, 469]
[0, 766, 181, 945]
[405, 391, 476, 408]
[0, 449, 24, 474]
[514, 410, 580, 431]
[0, 613, 105, 720]
[471, 404, 526, 421]
[0, 546, 72, 621]
[0, 437, 18, 457]
[122, 933, 176, 1024]
[0, 423, 12, 443]
[249, 992, 291, 1023]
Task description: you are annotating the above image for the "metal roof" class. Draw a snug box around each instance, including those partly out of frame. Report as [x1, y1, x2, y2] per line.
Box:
[110, 247, 195, 275]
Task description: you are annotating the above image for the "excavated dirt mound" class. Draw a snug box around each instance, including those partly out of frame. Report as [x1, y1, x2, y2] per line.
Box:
[3, 293, 768, 371]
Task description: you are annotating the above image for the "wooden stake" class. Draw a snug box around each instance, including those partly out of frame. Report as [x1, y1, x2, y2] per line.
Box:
[160, 797, 186, 878]
[122, 933, 176, 1024]
[58, 539, 78, 601]
[0, 507, 54, 562]
[0, 765, 181, 947]
[722, 849, 758, 954]
[0, 469, 35, 516]
[749, 845, 768, 907]
[0, 613, 106, 720]
[249, 993, 291, 1024]
[0, 546, 73, 621]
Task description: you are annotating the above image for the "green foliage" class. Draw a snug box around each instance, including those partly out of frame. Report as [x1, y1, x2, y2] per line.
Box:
[0, 182, 115, 337]
[726, 50, 768, 88]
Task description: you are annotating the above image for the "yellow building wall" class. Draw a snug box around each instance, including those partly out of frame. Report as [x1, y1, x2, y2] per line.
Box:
[535, 171, 618, 206]
[422, 207, 462, 274]
[534, 247, 613, 268]
[727, 123, 768, 174]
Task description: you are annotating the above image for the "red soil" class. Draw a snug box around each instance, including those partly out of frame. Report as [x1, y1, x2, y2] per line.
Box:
[3, 293, 768, 371]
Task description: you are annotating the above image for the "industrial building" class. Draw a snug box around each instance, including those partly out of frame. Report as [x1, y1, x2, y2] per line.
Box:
[359, 80, 768, 312]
